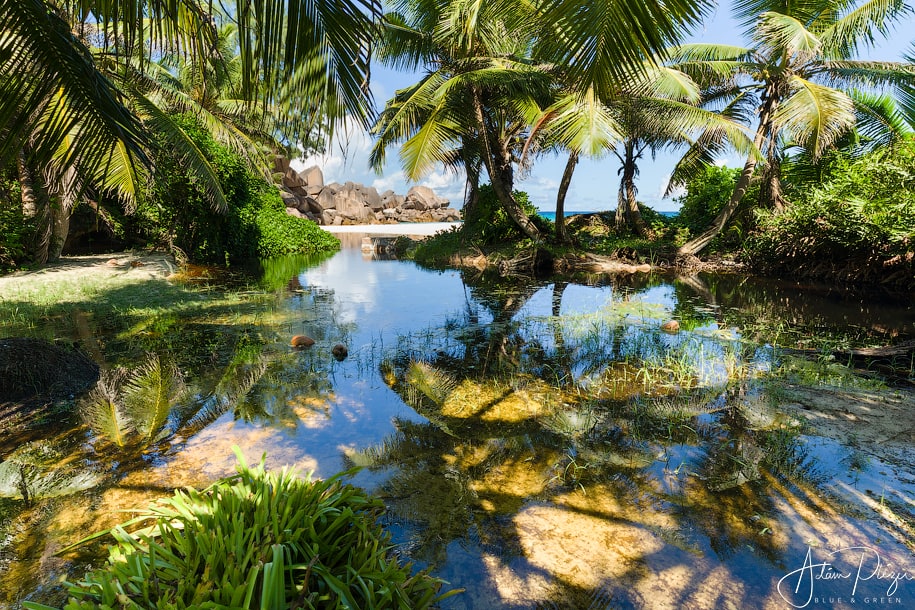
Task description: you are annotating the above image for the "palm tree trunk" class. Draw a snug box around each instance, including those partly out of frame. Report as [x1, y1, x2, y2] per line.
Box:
[469, 86, 541, 241]
[555, 151, 578, 243]
[678, 96, 775, 257]
[18, 150, 51, 264]
[48, 167, 78, 261]
[621, 141, 647, 237]
[462, 158, 481, 222]
[760, 134, 784, 211]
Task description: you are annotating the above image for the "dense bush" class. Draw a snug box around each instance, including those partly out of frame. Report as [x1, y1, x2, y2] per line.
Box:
[674, 165, 739, 235]
[135, 115, 338, 264]
[745, 141, 915, 285]
[674, 165, 759, 249]
[27, 452, 456, 609]
[0, 164, 26, 270]
[462, 184, 549, 245]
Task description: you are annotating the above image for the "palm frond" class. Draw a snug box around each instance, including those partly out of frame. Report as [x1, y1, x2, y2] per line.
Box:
[121, 353, 185, 442]
[774, 75, 856, 158]
[0, 0, 146, 170]
[130, 90, 229, 213]
[819, 0, 909, 58]
[535, 89, 623, 158]
[755, 11, 821, 56]
[81, 369, 131, 447]
[534, 0, 712, 98]
[850, 88, 911, 151]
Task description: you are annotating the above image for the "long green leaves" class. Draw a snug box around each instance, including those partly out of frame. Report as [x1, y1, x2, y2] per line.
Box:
[36, 450, 459, 609]
[535, 0, 712, 98]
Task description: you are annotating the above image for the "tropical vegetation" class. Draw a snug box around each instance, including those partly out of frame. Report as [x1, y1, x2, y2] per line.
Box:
[22, 451, 455, 609]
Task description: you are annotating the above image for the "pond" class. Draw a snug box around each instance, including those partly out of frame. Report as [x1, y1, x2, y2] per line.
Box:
[2, 233, 915, 609]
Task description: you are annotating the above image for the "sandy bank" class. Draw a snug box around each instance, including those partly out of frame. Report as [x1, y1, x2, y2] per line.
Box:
[320, 222, 461, 236]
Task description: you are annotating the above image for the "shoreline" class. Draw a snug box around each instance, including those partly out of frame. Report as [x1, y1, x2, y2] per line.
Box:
[319, 222, 461, 236]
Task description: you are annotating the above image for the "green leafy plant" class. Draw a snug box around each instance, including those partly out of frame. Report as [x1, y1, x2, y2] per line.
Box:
[462, 184, 549, 245]
[131, 114, 338, 265]
[26, 449, 458, 609]
[745, 140, 915, 286]
[81, 353, 185, 447]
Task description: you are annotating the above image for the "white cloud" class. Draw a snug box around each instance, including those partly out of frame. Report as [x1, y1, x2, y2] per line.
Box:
[657, 173, 685, 201]
[371, 171, 405, 193]
[517, 174, 559, 209]
[291, 116, 374, 184]
[420, 168, 466, 204]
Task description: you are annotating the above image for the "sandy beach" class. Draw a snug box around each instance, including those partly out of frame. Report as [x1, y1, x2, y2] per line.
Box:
[320, 222, 461, 236]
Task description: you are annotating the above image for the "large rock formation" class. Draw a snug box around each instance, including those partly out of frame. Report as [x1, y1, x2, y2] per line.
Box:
[275, 161, 462, 225]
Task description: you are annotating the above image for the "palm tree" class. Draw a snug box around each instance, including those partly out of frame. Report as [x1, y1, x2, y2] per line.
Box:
[527, 61, 754, 239]
[371, 0, 551, 241]
[2, 0, 378, 261]
[373, 0, 717, 242]
[675, 0, 913, 257]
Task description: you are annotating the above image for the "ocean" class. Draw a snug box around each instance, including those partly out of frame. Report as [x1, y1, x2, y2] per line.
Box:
[537, 210, 678, 221]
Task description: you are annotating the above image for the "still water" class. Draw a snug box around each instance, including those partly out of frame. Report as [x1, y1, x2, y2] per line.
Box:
[2, 234, 915, 609]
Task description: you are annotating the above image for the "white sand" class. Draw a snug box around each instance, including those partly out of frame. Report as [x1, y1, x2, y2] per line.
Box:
[319, 222, 461, 236]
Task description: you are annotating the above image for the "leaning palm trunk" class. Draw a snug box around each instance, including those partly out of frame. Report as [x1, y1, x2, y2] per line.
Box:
[555, 151, 578, 242]
[678, 96, 776, 257]
[470, 87, 541, 242]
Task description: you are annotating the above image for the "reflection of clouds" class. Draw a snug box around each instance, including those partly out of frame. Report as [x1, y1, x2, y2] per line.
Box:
[300, 251, 383, 324]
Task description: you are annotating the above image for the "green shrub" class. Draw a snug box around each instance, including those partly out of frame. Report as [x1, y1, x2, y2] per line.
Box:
[745, 140, 915, 284]
[675, 165, 739, 235]
[133, 115, 338, 265]
[462, 184, 548, 245]
[0, 164, 26, 270]
[27, 451, 457, 609]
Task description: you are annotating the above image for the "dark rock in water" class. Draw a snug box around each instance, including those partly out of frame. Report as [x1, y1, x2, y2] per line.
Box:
[0, 337, 99, 401]
[332, 344, 348, 361]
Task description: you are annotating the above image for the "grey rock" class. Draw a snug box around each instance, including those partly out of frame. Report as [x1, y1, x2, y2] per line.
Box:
[301, 165, 323, 188]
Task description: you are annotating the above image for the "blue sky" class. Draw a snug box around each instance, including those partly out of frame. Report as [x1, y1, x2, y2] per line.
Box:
[293, 2, 914, 212]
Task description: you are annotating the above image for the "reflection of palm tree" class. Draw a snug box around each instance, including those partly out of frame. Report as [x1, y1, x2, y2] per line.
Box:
[0, 439, 101, 504]
[81, 353, 185, 448]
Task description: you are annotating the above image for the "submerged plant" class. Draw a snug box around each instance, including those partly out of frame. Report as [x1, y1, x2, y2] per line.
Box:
[80, 353, 185, 447]
[26, 449, 458, 609]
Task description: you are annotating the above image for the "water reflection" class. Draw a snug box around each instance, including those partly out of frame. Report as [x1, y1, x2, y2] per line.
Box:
[2, 240, 914, 608]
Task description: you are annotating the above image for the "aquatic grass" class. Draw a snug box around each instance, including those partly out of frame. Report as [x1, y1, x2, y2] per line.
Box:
[27, 449, 458, 610]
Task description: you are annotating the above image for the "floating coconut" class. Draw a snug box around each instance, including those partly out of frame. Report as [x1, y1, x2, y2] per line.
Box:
[660, 320, 680, 333]
[332, 344, 348, 361]
[291, 335, 315, 348]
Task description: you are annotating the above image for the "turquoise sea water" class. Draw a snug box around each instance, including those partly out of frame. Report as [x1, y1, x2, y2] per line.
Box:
[538, 210, 678, 221]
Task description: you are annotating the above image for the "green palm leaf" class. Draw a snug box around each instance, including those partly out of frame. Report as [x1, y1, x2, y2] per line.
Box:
[81, 370, 132, 448]
[121, 353, 185, 442]
[131, 90, 229, 212]
[819, 0, 908, 57]
[774, 76, 856, 158]
[755, 11, 821, 55]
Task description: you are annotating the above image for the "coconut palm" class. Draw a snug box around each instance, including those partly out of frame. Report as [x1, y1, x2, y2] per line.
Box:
[2, 0, 378, 261]
[528, 61, 754, 239]
[373, 0, 718, 242]
[674, 0, 914, 256]
[371, 0, 551, 241]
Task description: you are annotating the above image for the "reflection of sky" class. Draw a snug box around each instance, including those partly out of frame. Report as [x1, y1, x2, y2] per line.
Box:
[299, 248, 469, 343]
